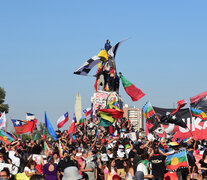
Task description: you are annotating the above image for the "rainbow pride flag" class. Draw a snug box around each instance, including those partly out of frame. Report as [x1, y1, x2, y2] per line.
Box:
[166, 150, 188, 171]
[190, 107, 207, 120]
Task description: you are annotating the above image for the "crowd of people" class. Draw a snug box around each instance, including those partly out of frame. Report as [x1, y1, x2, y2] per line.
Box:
[0, 116, 207, 180]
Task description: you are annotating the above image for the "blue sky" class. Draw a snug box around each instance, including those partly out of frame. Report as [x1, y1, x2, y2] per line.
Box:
[0, 1, 206, 130]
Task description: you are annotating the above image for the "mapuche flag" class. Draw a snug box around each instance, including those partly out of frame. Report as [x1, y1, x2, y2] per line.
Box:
[190, 91, 207, 120]
[119, 73, 145, 102]
[165, 150, 188, 171]
[0, 130, 14, 144]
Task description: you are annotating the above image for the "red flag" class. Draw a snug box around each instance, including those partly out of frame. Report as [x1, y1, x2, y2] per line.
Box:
[11, 119, 37, 134]
[171, 99, 186, 115]
[119, 74, 145, 102]
[190, 91, 207, 104]
[66, 114, 76, 137]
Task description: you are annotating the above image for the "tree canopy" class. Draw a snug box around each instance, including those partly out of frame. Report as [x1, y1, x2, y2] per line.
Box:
[0, 87, 9, 113]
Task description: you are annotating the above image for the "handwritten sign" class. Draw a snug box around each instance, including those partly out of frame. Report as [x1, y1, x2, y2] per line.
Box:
[91, 90, 123, 114]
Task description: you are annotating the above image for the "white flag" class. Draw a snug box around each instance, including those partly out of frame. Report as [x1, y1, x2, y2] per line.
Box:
[0, 112, 6, 129]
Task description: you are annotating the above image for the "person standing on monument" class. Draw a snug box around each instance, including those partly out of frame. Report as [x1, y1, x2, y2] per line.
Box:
[105, 40, 112, 52]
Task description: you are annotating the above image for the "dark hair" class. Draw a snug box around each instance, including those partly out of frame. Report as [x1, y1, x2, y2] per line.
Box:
[1, 167, 10, 177]
[203, 151, 207, 160]
[124, 160, 132, 174]
[107, 159, 117, 174]
[49, 157, 55, 164]
[137, 148, 144, 155]
[153, 147, 160, 154]
[141, 151, 149, 160]
[30, 174, 44, 180]
[26, 160, 37, 169]
[31, 145, 42, 155]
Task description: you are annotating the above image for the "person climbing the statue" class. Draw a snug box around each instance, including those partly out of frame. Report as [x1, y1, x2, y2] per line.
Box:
[104, 39, 112, 52]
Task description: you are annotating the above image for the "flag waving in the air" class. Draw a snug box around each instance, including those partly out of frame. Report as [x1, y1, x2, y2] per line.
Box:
[45, 112, 57, 141]
[57, 112, 69, 128]
[11, 119, 37, 134]
[66, 114, 76, 137]
[119, 73, 145, 102]
[25, 112, 35, 121]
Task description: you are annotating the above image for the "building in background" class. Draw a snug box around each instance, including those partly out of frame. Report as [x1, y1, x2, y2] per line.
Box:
[123, 104, 143, 131]
[75, 92, 82, 123]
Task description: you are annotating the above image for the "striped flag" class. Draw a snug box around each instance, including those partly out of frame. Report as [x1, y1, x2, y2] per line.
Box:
[83, 108, 91, 118]
[66, 114, 76, 137]
[166, 150, 188, 171]
[74, 39, 128, 76]
[44, 141, 50, 154]
[25, 112, 35, 121]
[74, 56, 101, 76]
[108, 38, 129, 60]
[0, 130, 14, 144]
[3, 131, 16, 141]
[58, 140, 65, 158]
[57, 112, 69, 128]
[119, 73, 145, 102]
[190, 107, 207, 120]
[78, 115, 85, 126]
[143, 102, 156, 120]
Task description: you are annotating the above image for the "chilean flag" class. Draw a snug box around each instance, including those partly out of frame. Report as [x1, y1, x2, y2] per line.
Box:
[66, 114, 76, 137]
[57, 112, 69, 128]
[83, 108, 91, 118]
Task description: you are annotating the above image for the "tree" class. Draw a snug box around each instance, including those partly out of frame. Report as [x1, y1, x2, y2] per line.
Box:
[32, 122, 45, 141]
[0, 87, 9, 113]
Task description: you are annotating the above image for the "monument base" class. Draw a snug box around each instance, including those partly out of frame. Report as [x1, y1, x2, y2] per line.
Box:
[91, 90, 123, 114]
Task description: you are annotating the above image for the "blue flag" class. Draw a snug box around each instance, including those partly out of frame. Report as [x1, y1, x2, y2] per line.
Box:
[45, 112, 57, 141]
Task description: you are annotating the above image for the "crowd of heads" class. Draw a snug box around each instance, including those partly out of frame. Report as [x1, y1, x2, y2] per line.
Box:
[1, 115, 207, 179]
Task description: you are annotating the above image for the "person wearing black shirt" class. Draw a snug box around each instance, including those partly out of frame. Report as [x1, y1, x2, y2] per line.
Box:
[58, 151, 75, 179]
[149, 147, 166, 180]
[132, 148, 143, 172]
[198, 152, 207, 179]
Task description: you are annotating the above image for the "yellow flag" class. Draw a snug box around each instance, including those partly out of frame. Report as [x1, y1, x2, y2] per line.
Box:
[99, 111, 115, 123]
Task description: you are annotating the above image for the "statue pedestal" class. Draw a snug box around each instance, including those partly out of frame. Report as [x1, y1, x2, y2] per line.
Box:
[91, 90, 123, 114]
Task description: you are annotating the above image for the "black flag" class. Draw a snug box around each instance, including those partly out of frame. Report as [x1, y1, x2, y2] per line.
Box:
[153, 107, 189, 128]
